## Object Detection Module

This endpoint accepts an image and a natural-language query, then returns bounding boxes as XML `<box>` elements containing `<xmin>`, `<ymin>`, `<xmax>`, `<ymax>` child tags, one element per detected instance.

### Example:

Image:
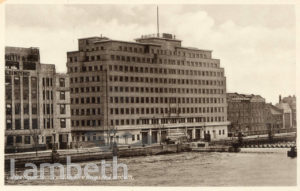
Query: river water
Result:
<box><xmin>5</xmin><ymin>148</ymin><xmax>296</xmax><ymax>186</ymax></box>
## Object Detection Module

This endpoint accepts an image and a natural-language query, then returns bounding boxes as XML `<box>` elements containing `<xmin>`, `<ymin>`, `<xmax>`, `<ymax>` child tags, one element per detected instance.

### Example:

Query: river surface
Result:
<box><xmin>5</xmin><ymin>148</ymin><xmax>296</xmax><ymax>186</ymax></box>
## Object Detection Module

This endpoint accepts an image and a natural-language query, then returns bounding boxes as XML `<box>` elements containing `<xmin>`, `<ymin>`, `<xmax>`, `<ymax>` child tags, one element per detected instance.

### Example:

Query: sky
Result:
<box><xmin>5</xmin><ymin>4</ymin><xmax>296</xmax><ymax>104</ymax></box>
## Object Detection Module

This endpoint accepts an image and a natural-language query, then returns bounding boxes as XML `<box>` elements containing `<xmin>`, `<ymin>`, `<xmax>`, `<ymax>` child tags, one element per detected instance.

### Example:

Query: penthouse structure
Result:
<box><xmin>67</xmin><ymin>33</ymin><xmax>229</xmax><ymax>146</ymax></box>
<box><xmin>5</xmin><ymin>47</ymin><xmax>71</xmax><ymax>152</ymax></box>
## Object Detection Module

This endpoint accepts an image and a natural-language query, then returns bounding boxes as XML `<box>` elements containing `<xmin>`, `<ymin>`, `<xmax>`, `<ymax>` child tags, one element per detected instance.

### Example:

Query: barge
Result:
<box><xmin>190</xmin><ymin>141</ymin><xmax>240</xmax><ymax>152</ymax></box>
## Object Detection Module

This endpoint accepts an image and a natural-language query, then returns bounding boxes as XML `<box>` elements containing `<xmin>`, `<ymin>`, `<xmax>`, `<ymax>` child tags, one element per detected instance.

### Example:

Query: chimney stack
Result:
<box><xmin>279</xmin><ymin>95</ymin><xmax>282</xmax><ymax>103</ymax></box>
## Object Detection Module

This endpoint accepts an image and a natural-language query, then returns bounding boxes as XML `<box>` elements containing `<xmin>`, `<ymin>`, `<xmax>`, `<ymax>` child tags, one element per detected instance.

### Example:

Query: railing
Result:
<box><xmin>140</xmin><ymin>33</ymin><xmax>176</xmax><ymax>40</ymax></box>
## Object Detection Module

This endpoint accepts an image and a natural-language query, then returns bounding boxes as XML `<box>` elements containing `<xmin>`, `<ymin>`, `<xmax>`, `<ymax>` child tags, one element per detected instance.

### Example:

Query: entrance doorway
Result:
<box><xmin>152</xmin><ymin>131</ymin><xmax>158</xmax><ymax>144</ymax></box>
<box><xmin>142</xmin><ymin>132</ymin><xmax>148</xmax><ymax>145</ymax></box>
<box><xmin>59</xmin><ymin>134</ymin><xmax>68</xmax><ymax>149</ymax></box>
<box><xmin>196</xmin><ymin>129</ymin><xmax>201</xmax><ymax>140</ymax></box>
<box><xmin>46</xmin><ymin>136</ymin><xmax>53</xmax><ymax>149</ymax></box>
<box><xmin>161</xmin><ymin>131</ymin><xmax>167</xmax><ymax>143</ymax></box>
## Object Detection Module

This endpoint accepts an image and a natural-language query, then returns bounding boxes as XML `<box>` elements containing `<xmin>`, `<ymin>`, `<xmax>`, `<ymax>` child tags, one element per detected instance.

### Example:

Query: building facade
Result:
<box><xmin>276</xmin><ymin>95</ymin><xmax>296</xmax><ymax>130</ymax></box>
<box><xmin>67</xmin><ymin>33</ymin><xmax>229</xmax><ymax>147</ymax></box>
<box><xmin>227</xmin><ymin>93</ymin><xmax>266</xmax><ymax>136</ymax></box>
<box><xmin>280</xmin><ymin>95</ymin><xmax>296</xmax><ymax>129</ymax></box>
<box><xmin>5</xmin><ymin>46</ymin><xmax>72</xmax><ymax>152</ymax></box>
<box><xmin>264</xmin><ymin>103</ymin><xmax>283</xmax><ymax>133</ymax></box>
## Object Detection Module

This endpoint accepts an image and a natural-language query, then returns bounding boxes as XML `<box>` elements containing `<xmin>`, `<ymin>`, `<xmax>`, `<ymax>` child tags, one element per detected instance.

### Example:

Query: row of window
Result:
<box><xmin>72</xmin><ymin>133</ymin><xmax>140</xmax><ymax>143</ymax></box>
<box><xmin>110</xmin><ymin>54</ymin><xmax>215</xmax><ymax>67</ymax></box>
<box><xmin>108</xmin><ymin>75</ymin><xmax>225</xmax><ymax>86</ymax></box>
<box><xmin>42</xmin><ymin>77</ymin><xmax>66</xmax><ymax>87</ymax></box>
<box><xmin>109</xmin><ymin>97</ymin><xmax>225</xmax><ymax>104</ymax></box>
<box><xmin>69</xmin><ymin>65</ymin><xmax>103</xmax><ymax>73</ymax></box>
<box><xmin>109</xmin><ymin>116</ymin><xmax>226</xmax><ymax>126</ymax></box>
<box><xmin>43</xmin><ymin>90</ymin><xmax>53</xmax><ymax>100</ymax></box>
<box><xmin>42</xmin><ymin>77</ymin><xmax>53</xmax><ymax>87</ymax></box>
<box><xmin>6</xmin><ymin>103</ymin><xmax>37</xmax><ymax>115</ymax></box>
<box><xmin>70</xmin><ymin>75</ymin><xmax>101</xmax><ymax>83</ymax></box>
<box><xmin>71</xmin><ymin>108</ymin><xmax>101</xmax><ymax>116</ymax></box>
<box><xmin>117</xmin><ymin>45</ymin><xmax>211</xmax><ymax>59</ymax></box>
<box><xmin>69</xmin><ymin>63</ymin><xmax>223</xmax><ymax>77</ymax></box>
<box><xmin>71</xmin><ymin>97</ymin><xmax>101</xmax><ymax>104</ymax></box>
<box><xmin>77</xmin><ymin>42</ymin><xmax>211</xmax><ymax>60</ymax></box>
<box><xmin>70</xmin><ymin>86</ymin><xmax>101</xmax><ymax>94</ymax></box>
<box><xmin>6</xmin><ymin>135</ymin><xmax>32</xmax><ymax>145</ymax></box>
<box><xmin>109</xmin><ymin>63</ymin><xmax>222</xmax><ymax>75</ymax></box>
<box><xmin>72</xmin><ymin>119</ymin><xmax>102</xmax><ymax>127</ymax></box>
<box><xmin>43</xmin><ymin>104</ymin><xmax>53</xmax><ymax>115</ymax></box>
<box><xmin>6</xmin><ymin>87</ymin><xmax>37</xmax><ymax>100</ymax></box>
<box><xmin>44</xmin><ymin>104</ymin><xmax>65</xmax><ymax>115</ymax></box>
<box><xmin>109</xmin><ymin>86</ymin><xmax>224</xmax><ymax>95</ymax></box>
<box><xmin>6</xmin><ymin>76</ymin><xmax>37</xmax><ymax>88</ymax></box>
<box><xmin>108</xmin><ymin>107</ymin><xmax>225</xmax><ymax>115</ymax></box>
<box><xmin>43</xmin><ymin>118</ymin><xmax>67</xmax><ymax>129</ymax></box>
<box><xmin>6</xmin><ymin>118</ymin><xmax>38</xmax><ymax>130</ymax></box>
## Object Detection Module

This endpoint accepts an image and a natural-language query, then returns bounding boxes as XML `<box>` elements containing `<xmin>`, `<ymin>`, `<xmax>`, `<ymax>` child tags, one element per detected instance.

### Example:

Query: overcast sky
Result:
<box><xmin>5</xmin><ymin>4</ymin><xmax>295</xmax><ymax>104</ymax></box>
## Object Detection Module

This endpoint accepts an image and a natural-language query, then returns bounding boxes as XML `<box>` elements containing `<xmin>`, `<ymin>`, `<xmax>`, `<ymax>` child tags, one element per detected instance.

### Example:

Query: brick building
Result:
<box><xmin>67</xmin><ymin>33</ymin><xmax>229</xmax><ymax>146</ymax></box>
<box><xmin>5</xmin><ymin>46</ymin><xmax>71</xmax><ymax>152</ymax></box>
<box><xmin>227</xmin><ymin>93</ymin><xmax>266</xmax><ymax>136</ymax></box>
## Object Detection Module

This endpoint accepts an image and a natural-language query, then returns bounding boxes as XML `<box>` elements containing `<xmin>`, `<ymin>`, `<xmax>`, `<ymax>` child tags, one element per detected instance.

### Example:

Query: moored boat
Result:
<box><xmin>189</xmin><ymin>141</ymin><xmax>240</xmax><ymax>152</ymax></box>
<box><xmin>287</xmin><ymin>146</ymin><xmax>297</xmax><ymax>158</ymax></box>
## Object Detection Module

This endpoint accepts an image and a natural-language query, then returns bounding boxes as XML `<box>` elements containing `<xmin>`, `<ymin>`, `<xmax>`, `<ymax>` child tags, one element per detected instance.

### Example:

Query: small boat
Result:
<box><xmin>189</xmin><ymin>141</ymin><xmax>240</xmax><ymax>152</ymax></box>
<box><xmin>287</xmin><ymin>146</ymin><xmax>297</xmax><ymax>158</ymax></box>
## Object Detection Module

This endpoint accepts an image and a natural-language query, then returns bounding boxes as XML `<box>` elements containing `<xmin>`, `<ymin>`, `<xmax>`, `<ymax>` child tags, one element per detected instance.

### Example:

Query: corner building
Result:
<box><xmin>67</xmin><ymin>33</ymin><xmax>229</xmax><ymax>147</ymax></box>
<box><xmin>5</xmin><ymin>47</ymin><xmax>72</xmax><ymax>152</ymax></box>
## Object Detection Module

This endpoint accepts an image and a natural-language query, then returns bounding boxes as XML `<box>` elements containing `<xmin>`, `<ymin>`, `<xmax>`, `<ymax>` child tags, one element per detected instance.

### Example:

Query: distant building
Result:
<box><xmin>67</xmin><ymin>33</ymin><xmax>229</xmax><ymax>146</ymax></box>
<box><xmin>227</xmin><ymin>93</ymin><xmax>266</xmax><ymax>136</ymax></box>
<box><xmin>5</xmin><ymin>46</ymin><xmax>72</xmax><ymax>152</ymax></box>
<box><xmin>281</xmin><ymin>95</ymin><xmax>296</xmax><ymax>129</ymax></box>
<box><xmin>276</xmin><ymin>95</ymin><xmax>296</xmax><ymax>130</ymax></box>
<box><xmin>264</xmin><ymin>103</ymin><xmax>283</xmax><ymax>133</ymax></box>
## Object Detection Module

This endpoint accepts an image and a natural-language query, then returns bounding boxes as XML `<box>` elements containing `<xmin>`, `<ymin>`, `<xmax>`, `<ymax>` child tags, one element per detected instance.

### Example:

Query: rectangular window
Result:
<box><xmin>60</xmin><ymin>91</ymin><xmax>65</xmax><ymax>100</ymax></box>
<box><xmin>6</xmin><ymin>104</ymin><xmax>12</xmax><ymax>115</ymax></box>
<box><xmin>23</xmin><ymin>103</ymin><xmax>29</xmax><ymax>115</ymax></box>
<box><xmin>6</xmin><ymin>119</ymin><xmax>12</xmax><ymax>130</ymax></box>
<box><xmin>24</xmin><ymin>118</ymin><xmax>29</xmax><ymax>129</ymax></box>
<box><xmin>16</xmin><ymin>136</ymin><xmax>22</xmax><ymax>144</ymax></box>
<box><xmin>15</xmin><ymin>119</ymin><xmax>21</xmax><ymax>130</ymax></box>
<box><xmin>15</xmin><ymin>103</ymin><xmax>21</xmax><ymax>115</ymax></box>
<box><xmin>32</xmin><ymin>118</ymin><xmax>38</xmax><ymax>129</ymax></box>
<box><xmin>32</xmin><ymin>104</ymin><xmax>37</xmax><ymax>114</ymax></box>
<box><xmin>60</xmin><ymin>104</ymin><xmax>66</xmax><ymax>114</ymax></box>
<box><xmin>60</xmin><ymin>118</ymin><xmax>66</xmax><ymax>128</ymax></box>
<box><xmin>7</xmin><ymin>136</ymin><xmax>14</xmax><ymax>145</ymax></box>
<box><xmin>25</xmin><ymin>136</ymin><xmax>31</xmax><ymax>144</ymax></box>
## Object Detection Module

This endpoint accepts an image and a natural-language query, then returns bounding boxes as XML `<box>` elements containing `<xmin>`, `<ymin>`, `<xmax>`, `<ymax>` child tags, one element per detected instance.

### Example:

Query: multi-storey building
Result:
<box><xmin>264</xmin><ymin>103</ymin><xmax>283</xmax><ymax>133</ymax></box>
<box><xmin>280</xmin><ymin>95</ymin><xmax>296</xmax><ymax>129</ymax></box>
<box><xmin>67</xmin><ymin>33</ymin><xmax>229</xmax><ymax>147</ymax></box>
<box><xmin>227</xmin><ymin>93</ymin><xmax>266</xmax><ymax>136</ymax></box>
<box><xmin>276</xmin><ymin>95</ymin><xmax>296</xmax><ymax>131</ymax></box>
<box><xmin>5</xmin><ymin>46</ymin><xmax>71</xmax><ymax>152</ymax></box>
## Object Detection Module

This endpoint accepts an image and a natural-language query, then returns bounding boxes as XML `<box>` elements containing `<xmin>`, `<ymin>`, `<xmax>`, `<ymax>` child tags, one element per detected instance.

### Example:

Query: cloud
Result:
<box><xmin>5</xmin><ymin>4</ymin><xmax>295</xmax><ymax>104</ymax></box>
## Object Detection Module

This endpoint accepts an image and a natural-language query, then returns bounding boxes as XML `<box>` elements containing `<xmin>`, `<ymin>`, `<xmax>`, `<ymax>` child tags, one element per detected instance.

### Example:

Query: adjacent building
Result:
<box><xmin>5</xmin><ymin>46</ymin><xmax>72</xmax><ymax>152</ymax></box>
<box><xmin>227</xmin><ymin>93</ymin><xmax>266</xmax><ymax>136</ymax></box>
<box><xmin>67</xmin><ymin>33</ymin><xmax>229</xmax><ymax>147</ymax></box>
<box><xmin>264</xmin><ymin>103</ymin><xmax>283</xmax><ymax>133</ymax></box>
<box><xmin>276</xmin><ymin>95</ymin><xmax>296</xmax><ymax>131</ymax></box>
